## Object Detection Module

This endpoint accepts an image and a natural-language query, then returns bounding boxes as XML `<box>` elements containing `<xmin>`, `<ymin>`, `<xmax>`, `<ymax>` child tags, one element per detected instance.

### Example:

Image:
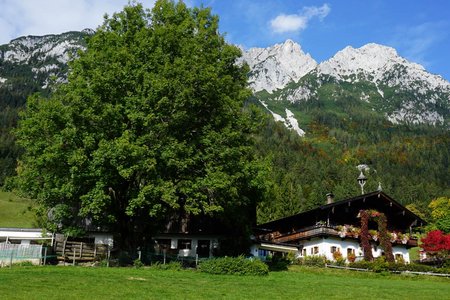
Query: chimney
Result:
<box><xmin>326</xmin><ymin>193</ymin><xmax>334</xmax><ymax>204</ymax></box>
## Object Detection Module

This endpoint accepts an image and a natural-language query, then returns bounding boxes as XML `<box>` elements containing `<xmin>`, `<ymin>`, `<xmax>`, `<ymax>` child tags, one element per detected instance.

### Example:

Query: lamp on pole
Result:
<box><xmin>357</xmin><ymin>171</ymin><xmax>367</xmax><ymax>195</ymax></box>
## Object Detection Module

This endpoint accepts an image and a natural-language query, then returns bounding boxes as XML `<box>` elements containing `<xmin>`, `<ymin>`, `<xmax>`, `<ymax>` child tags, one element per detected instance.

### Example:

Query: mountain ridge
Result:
<box><xmin>242</xmin><ymin>40</ymin><xmax>450</xmax><ymax>132</ymax></box>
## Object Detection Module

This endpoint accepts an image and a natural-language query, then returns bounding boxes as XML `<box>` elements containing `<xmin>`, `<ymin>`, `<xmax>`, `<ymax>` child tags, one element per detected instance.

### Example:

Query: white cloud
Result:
<box><xmin>303</xmin><ymin>4</ymin><xmax>330</xmax><ymax>21</ymax></box>
<box><xmin>270</xmin><ymin>14</ymin><xmax>307</xmax><ymax>33</ymax></box>
<box><xmin>270</xmin><ymin>4</ymin><xmax>330</xmax><ymax>34</ymax></box>
<box><xmin>0</xmin><ymin>0</ymin><xmax>156</xmax><ymax>45</ymax></box>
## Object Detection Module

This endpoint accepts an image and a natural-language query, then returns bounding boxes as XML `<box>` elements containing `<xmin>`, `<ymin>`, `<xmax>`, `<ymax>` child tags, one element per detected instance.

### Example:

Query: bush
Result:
<box><xmin>371</xmin><ymin>257</ymin><xmax>390</xmax><ymax>273</ymax></box>
<box><xmin>133</xmin><ymin>258</ymin><xmax>144</xmax><ymax>268</ymax></box>
<box><xmin>198</xmin><ymin>256</ymin><xmax>269</xmax><ymax>276</ymax></box>
<box><xmin>334</xmin><ymin>257</ymin><xmax>347</xmax><ymax>266</ymax></box>
<box><xmin>295</xmin><ymin>255</ymin><xmax>328</xmax><ymax>267</ymax></box>
<box><xmin>348</xmin><ymin>260</ymin><xmax>372</xmax><ymax>270</ymax></box>
<box><xmin>349</xmin><ymin>260</ymin><xmax>450</xmax><ymax>274</ymax></box>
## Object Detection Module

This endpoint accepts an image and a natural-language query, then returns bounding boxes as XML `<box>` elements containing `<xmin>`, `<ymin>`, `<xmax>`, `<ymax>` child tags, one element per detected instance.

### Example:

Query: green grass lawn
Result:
<box><xmin>0</xmin><ymin>265</ymin><xmax>448</xmax><ymax>299</ymax></box>
<box><xmin>0</xmin><ymin>190</ymin><xmax>36</xmax><ymax>228</ymax></box>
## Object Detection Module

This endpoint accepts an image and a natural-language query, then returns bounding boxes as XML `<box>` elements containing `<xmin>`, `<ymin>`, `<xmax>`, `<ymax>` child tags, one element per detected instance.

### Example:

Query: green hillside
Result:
<box><xmin>0</xmin><ymin>191</ymin><xmax>35</xmax><ymax>228</ymax></box>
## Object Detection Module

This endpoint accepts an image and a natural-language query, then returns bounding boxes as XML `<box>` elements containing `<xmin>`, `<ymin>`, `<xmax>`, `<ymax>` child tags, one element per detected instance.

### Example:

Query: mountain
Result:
<box><xmin>242</xmin><ymin>42</ymin><xmax>450</xmax><ymax>133</ymax></box>
<box><xmin>0</xmin><ymin>30</ymin><xmax>91</xmax><ymax>108</ymax></box>
<box><xmin>0</xmin><ymin>31</ymin><xmax>90</xmax><ymax>184</ymax></box>
<box><xmin>239</xmin><ymin>39</ymin><xmax>317</xmax><ymax>93</ymax></box>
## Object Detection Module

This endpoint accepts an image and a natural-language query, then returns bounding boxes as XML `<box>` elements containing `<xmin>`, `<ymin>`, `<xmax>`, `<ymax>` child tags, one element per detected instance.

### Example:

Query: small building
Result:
<box><xmin>0</xmin><ymin>227</ymin><xmax>53</xmax><ymax>245</ymax></box>
<box><xmin>0</xmin><ymin>228</ymin><xmax>53</xmax><ymax>266</ymax></box>
<box><xmin>251</xmin><ymin>191</ymin><xmax>425</xmax><ymax>263</ymax></box>
<box><xmin>152</xmin><ymin>233</ymin><xmax>220</xmax><ymax>258</ymax></box>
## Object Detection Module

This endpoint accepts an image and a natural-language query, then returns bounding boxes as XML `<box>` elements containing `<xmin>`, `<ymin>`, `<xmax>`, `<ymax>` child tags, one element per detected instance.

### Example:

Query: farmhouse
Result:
<box><xmin>251</xmin><ymin>191</ymin><xmax>425</xmax><ymax>263</ymax></box>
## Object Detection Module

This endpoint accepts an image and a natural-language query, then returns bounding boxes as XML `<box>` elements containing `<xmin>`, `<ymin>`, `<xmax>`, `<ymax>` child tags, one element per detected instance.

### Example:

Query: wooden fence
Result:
<box><xmin>54</xmin><ymin>239</ymin><xmax>109</xmax><ymax>263</ymax></box>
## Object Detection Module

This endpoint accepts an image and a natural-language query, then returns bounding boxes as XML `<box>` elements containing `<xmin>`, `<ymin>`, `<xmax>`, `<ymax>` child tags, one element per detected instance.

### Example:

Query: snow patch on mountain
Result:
<box><xmin>260</xmin><ymin>101</ymin><xmax>306</xmax><ymax>136</ymax></box>
<box><xmin>285</xmin><ymin>109</ymin><xmax>305</xmax><ymax>136</ymax></box>
<box><xmin>241</xmin><ymin>40</ymin><xmax>317</xmax><ymax>93</ymax></box>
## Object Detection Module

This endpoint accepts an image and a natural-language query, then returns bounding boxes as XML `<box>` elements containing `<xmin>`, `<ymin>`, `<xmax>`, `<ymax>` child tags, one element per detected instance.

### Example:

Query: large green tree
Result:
<box><xmin>14</xmin><ymin>1</ymin><xmax>264</xmax><ymax>250</ymax></box>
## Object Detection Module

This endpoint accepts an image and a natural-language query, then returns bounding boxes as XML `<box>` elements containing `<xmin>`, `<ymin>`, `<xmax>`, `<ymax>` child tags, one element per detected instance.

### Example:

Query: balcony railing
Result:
<box><xmin>258</xmin><ymin>225</ymin><xmax>418</xmax><ymax>247</ymax></box>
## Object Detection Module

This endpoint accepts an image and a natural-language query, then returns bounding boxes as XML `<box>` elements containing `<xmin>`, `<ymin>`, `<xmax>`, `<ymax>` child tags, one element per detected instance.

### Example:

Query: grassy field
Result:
<box><xmin>0</xmin><ymin>190</ymin><xmax>35</xmax><ymax>228</ymax></box>
<box><xmin>0</xmin><ymin>265</ymin><xmax>448</xmax><ymax>299</ymax></box>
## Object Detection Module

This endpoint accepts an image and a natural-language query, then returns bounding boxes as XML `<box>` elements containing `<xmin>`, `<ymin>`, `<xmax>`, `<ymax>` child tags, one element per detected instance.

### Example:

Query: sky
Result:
<box><xmin>0</xmin><ymin>0</ymin><xmax>449</xmax><ymax>80</ymax></box>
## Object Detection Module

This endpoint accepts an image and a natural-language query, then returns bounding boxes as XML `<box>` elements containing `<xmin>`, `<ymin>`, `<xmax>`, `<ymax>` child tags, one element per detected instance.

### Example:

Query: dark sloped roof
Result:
<box><xmin>256</xmin><ymin>191</ymin><xmax>426</xmax><ymax>232</ymax></box>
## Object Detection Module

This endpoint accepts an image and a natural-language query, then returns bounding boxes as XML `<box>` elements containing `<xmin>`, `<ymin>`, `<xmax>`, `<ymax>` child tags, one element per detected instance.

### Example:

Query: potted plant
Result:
<box><xmin>389</xmin><ymin>232</ymin><xmax>398</xmax><ymax>243</ymax></box>
<box><xmin>347</xmin><ymin>252</ymin><xmax>356</xmax><ymax>263</ymax></box>
<box><xmin>351</xmin><ymin>226</ymin><xmax>361</xmax><ymax>238</ymax></box>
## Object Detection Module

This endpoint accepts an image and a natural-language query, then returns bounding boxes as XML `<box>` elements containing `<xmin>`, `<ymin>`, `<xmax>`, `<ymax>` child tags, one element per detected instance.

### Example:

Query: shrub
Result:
<box><xmin>349</xmin><ymin>260</ymin><xmax>450</xmax><ymax>274</ymax></box>
<box><xmin>334</xmin><ymin>257</ymin><xmax>346</xmax><ymax>266</ymax></box>
<box><xmin>133</xmin><ymin>258</ymin><xmax>144</xmax><ymax>268</ymax></box>
<box><xmin>198</xmin><ymin>256</ymin><xmax>269</xmax><ymax>276</ymax></box>
<box><xmin>267</xmin><ymin>257</ymin><xmax>290</xmax><ymax>271</ymax></box>
<box><xmin>348</xmin><ymin>260</ymin><xmax>372</xmax><ymax>270</ymax></box>
<box><xmin>301</xmin><ymin>255</ymin><xmax>328</xmax><ymax>267</ymax></box>
<box><xmin>370</xmin><ymin>257</ymin><xmax>390</xmax><ymax>273</ymax></box>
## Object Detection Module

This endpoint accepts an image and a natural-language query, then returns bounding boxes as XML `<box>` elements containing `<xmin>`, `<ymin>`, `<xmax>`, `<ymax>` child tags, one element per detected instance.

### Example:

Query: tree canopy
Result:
<box><xmin>428</xmin><ymin>197</ymin><xmax>450</xmax><ymax>233</ymax></box>
<box><xmin>14</xmin><ymin>0</ymin><xmax>264</xmax><ymax>250</ymax></box>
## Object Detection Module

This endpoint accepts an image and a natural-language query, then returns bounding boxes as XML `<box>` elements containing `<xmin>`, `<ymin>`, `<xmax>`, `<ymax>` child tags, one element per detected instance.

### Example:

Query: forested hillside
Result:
<box><xmin>254</xmin><ymin>97</ymin><xmax>449</xmax><ymax>223</ymax></box>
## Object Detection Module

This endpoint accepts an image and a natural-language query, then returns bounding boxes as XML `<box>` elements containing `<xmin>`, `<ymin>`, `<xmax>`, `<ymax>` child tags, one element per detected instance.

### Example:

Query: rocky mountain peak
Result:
<box><xmin>317</xmin><ymin>43</ymin><xmax>450</xmax><ymax>94</ymax></box>
<box><xmin>240</xmin><ymin>40</ymin><xmax>317</xmax><ymax>93</ymax></box>
<box><xmin>318</xmin><ymin>43</ymin><xmax>418</xmax><ymax>82</ymax></box>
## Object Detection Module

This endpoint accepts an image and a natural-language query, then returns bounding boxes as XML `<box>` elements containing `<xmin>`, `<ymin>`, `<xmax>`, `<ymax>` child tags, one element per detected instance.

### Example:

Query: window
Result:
<box><xmin>258</xmin><ymin>249</ymin><xmax>268</xmax><ymax>257</ymax></box>
<box><xmin>313</xmin><ymin>246</ymin><xmax>319</xmax><ymax>255</ymax></box>
<box><xmin>331</xmin><ymin>246</ymin><xmax>338</xmax><ymax>253</ymax></box>
<box><xmin>155</xmin><ymin>239</ymin><xmax>171</xmax><ymax>251</ymax></box>
<box><xmin>178</xmin><ymin>239</ymin><xmax>192</xmax><ymax>250</ymax></box>
<box><xmin>347</xmin><ymin>248</ymin><xmax>355</xmax><ymax>255</ymax></box>
<box><xmin>302</xmin><ymin>249</ymin><xmax>307</xmax><ymax>257</ymax></box>
<box><xmin>395</xmin><ymin>254</ymin><xmax>403</xmax><ymax>261</ymax></box>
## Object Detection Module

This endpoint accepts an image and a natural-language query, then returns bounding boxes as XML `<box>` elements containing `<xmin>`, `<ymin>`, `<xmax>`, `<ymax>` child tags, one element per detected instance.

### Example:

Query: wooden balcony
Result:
<box><xmin>258</xmin><ymin>225</ymin><xmax>418</xmax><ymax>247</ymax></box>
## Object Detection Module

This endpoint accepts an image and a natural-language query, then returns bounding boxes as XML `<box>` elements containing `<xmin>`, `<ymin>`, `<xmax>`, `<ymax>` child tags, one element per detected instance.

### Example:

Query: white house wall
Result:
<box><xmin>300</xmin><ymin>238</ymin><xmax>410</xmax><ymax>263</ymax></box>
<box><xmin>392</xmin><ymin>245</ymin><xmax>410</xmax><ymax>263</ymax></box>
<box><xmin>253</xmin><ymin>237</ymin><xmax>411</xmax><ymax>263</ymax></box>
<box><xmin>299</xmin><ymin>238</ymin><xmax>362</xmax><ymax>261</ymax></box>
<box><xmin>153</xmin><ymin>235</ymin><xmax>219</xmax><ymax>258</ymax></box>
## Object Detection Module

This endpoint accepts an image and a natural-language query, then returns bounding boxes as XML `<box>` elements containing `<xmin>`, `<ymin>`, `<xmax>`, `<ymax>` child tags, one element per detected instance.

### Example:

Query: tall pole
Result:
<box><xmin>357</xmin><ymin>171</ymin><xmax>367</xmax><ymax>195</ymax></box>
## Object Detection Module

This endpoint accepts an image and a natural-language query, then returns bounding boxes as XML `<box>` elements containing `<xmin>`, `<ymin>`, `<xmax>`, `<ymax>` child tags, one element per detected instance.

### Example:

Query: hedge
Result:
<box><xmin>198</xmin><ymin>256</ymin><xmax>269</xmax><ymax>276</ymax></box>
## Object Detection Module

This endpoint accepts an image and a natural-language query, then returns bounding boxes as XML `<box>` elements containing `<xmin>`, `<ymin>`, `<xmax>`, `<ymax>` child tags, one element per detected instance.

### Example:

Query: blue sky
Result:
<box><xmin>1</xmin><ymin>0</ymin><xmax>449</xmax><ymax>80</ymax></box>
